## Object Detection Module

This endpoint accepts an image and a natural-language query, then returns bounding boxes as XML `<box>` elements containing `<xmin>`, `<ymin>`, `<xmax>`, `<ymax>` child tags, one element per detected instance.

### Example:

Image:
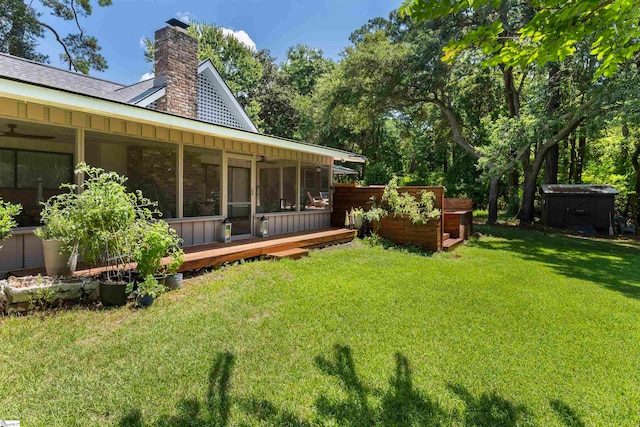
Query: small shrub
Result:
<box><xmin>0</xmin><ymin>198</ymin><xmax>21</xmax><ymax>246</ymax></box>
<box><xmin>363</xmin><ymin>177</ymin><xmax>441</xmax><ymax>228</ymax></box>
<box><xmin>134</xmin><ymin>220</ymin><xmax>184</xmax><ymax>277</ymax></box>
<box><xmin>136</xmin><ymin>275</ymin><xmax>165</xmax><ymax>299</ymax></box>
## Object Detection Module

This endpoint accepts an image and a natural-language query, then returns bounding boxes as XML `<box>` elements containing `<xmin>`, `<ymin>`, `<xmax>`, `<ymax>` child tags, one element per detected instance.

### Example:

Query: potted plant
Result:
<box><xmin>35</xmin><ymin>192</ymin><xmax>80</xmax><ymax>277</ymax></box>
<box><xmin>0</xmin><ymin>198</ymin><xmax>21</xmax><ymax>250</ymax></box>
<box><xmin>164</xmin><ymin>247</ymin><xmax>185</xmax><ymax>290</ymax></box>
<box><xmin>133</xmin><ymin>220</ymin><xmax>183</xmax><ymax>288</ymax></box>
<box><xmin>70</xmin><ymin>163</ymin><xmax>158</xmax><ymax>307</ymax></box>
<box><xmin>135</xmin><ymin>275</ymin><xmax>165</xmax><ymax>308</ymax></box>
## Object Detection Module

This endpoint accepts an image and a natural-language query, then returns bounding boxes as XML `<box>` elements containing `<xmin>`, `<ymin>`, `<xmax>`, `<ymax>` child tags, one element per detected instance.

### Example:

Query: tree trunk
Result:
<box><xmin>568</xmin><ymin>132</ymin><xmax>576</xmax><ymax>183</ymax></box>
<box><xmin>576</xmin><ymin>133</ymin><xmax>586</xmax><ymax>183</ymax></box>
<box><xmin>487</xmin><ymin>175</ymin><xmax>501</xmax><ymax>224</ymax></box>
<box><xmin>518</xmin><ymin>168</ymin><xmax>539</xmax><ymax>225</ymax></box>
<box><xmin>544</xmin><ymin>144</ymin><xmax>559</xmax><ymax>184</ymax></box>
<box><xmin>507</xmin><ymin>168</ymin><xmax>519</xmax><ymax>215</ymax></box>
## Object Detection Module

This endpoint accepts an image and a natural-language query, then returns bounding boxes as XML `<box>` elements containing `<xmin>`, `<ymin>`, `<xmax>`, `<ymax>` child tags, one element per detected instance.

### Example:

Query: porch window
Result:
<box><xmin>256</xmin><ymin>157</ymin><xmax>298</xmax><ymax>213</ymax></box>
<box><xmin>0</xmin><ymin>148</ymin><xmax>73</xmax><ymax>189</ymax></box>
<box><xmin>0</xmin><ymin>122</ymin><xmax>75</xmax><ymax>227</ymax></box>
<box><xmin>300</xmin><ymin>163</ymin><xmax>330</xmax><ymax>211</ymax></box>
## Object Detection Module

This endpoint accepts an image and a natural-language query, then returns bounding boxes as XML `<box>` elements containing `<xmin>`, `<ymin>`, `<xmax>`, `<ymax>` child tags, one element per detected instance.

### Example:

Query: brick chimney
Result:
<box><xmin>154</xmin><ymin>20</ymin><xmax>198</xmax><ymax>119</ymax></box>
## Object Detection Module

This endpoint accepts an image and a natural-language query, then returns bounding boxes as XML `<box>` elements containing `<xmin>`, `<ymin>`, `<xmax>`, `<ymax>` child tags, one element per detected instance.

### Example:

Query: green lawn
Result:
<box><xmin>2</xmin><ymin>225</ymin><xmax>640</xmax><ymax>426</ymax></box>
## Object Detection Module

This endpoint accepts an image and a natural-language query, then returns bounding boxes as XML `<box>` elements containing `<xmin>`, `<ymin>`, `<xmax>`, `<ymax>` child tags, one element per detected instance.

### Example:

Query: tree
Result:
<box><xmin>0</xmin><ymin>0</ymin><xmax>112</xmax><ymax>74</ymax></box>
<box><xmin>400</xmin><ymin>0</ymin><xmax>640</xmax><ymax>79</ymax></box>
<box><xmin>250</xmin><ymin>49</ymin><xmax>299</xmax><ymax>138</ymax></box>
<box><xmin>400</xmin><ymin>0</ymin><xmax>640</xmax><ymax>224</ymax></box>
<box><xmin>281</xmin><ymin>45</ymin><xmax>334</xmax><ymax>96</ymax></box>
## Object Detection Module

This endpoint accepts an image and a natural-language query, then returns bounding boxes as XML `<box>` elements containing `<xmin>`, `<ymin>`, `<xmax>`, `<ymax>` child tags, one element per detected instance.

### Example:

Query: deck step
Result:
<box><xmin>443</xmin><ymin>237</ymin><xmax>464</xmax><ymax>251</ymax></box>
<box><xmin>265</xmin><ymin>248</ymin><xmax>310</xmax><ymax>260</ymax></box>
<box><xmin>443</xmin><ymin>232</ymin><xmax>450</xmax><ymax>240</ymax></box>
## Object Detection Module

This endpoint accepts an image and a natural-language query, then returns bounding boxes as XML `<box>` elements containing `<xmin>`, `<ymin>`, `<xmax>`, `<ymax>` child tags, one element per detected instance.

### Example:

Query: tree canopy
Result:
<box><xmin>0</xmin><ymin>0</ymin><xmax>112</xmax><ymax>74</ymax></box>
<box><xmin>400</xmin><ymin>0</ymin><xmax>640</xmax><ymax>78</ymax></box>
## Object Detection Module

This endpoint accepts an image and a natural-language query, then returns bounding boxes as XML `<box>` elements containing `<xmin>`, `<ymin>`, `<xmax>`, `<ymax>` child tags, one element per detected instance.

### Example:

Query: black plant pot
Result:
<box><xmin>136</xmin><ymin>293</ymin><xmax>155</xmax><ymax>308</ymax></box>
<box><xmin>100</xmin><ymin>282</ymin><xmax>128</xmax><ymax>307</ymax></box>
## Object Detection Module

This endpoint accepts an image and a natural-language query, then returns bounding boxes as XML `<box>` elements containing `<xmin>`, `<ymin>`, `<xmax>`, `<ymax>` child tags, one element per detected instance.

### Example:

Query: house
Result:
<box><xmin>0</xmin><ymin>20</ymin><xmax>365</xmax><ymax>276</ymax></box>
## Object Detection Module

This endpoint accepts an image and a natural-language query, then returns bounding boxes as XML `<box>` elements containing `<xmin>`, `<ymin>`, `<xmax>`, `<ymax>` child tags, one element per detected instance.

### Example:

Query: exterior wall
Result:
<box><xmin>0</xmin><ymin>229</ymin><xmax>44</xmax><ymax>278</ymax></box>
<box><xmin>254</xmin><ymin>212</ymin><xmax>331</xmax><ymax>236</ymax></box>
<box><xmin>154</xmin><ymin>25</ymin><xmax>198</xmax><ymax>119</ymax></box>
<box><xmin>168</xmin><ymin>217</ymin><xmax>223</xmax><ymax>247</ymax></box>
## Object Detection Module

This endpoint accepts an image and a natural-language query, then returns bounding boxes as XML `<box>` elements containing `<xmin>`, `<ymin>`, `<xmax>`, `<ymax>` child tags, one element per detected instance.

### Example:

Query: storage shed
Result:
<box><xmin>541</xmin><ymin>184</ymin><xmax>619</xmax><ymax>229</ymax></box>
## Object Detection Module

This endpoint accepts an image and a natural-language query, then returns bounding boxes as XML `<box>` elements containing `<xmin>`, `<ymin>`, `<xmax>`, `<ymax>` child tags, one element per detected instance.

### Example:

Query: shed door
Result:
<box><xmin>567</xmin><ymin>196</ymin><xmax>595</xmax><ymax>226</ymax></box>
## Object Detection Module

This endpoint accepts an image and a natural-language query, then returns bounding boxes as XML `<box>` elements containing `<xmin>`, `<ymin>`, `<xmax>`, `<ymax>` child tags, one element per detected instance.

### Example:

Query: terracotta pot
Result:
<box><xmin>42</xmin><ymin>239</ymin><xmax>77</xmax><ymax>277</ymax></box>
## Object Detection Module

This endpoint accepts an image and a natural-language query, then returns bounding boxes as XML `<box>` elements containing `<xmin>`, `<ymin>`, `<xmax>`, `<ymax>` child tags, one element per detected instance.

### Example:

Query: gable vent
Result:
<box><xmin>197</xmin><ymin>73</ymin><xmax>245</xmax><ymax>129</ymax></box>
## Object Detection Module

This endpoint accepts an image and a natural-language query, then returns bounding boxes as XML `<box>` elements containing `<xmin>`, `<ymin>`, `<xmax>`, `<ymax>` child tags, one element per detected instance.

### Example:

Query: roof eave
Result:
<box><xmin>0</xmin><ymin>77</ymin><xmax>365</xmax><ymax>163</ymax></box>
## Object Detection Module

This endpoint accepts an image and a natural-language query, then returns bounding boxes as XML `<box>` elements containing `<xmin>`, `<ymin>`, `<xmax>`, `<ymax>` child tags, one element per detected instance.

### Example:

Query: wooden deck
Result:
<box><xmin>8</xmin><ymin>228</ymin><xmax>356</xmax><ymax>277</ymax></box>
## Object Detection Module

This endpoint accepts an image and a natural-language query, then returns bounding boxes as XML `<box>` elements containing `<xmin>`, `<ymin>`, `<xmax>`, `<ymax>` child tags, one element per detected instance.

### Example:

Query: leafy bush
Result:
<box><xmin>0</xmin><ymin>198</ymin><xmax>21</xmax><ymax>245</ymax></box>
<box><xmin>366</xmin><ymin>176</ymin><xmax>441</xmax><ymax>226</ymax></box>
<box><xmin>134</xmin><ymin>220</ymin><xmax>184</xmax><ymax>277</ymax></box>
<box><xmin>35</xmin><ymin>188</ymin><xmax>79</xmax><ymax>247</ymax></box>
<box><xmin>136</xmin><ymin>275</ymin><xmax>165</xmax><ymax>299</ymax></box>
<box><xmin>70</xmin><ymin>163</ymin><xmax>159</xmax><ymax>282</ymax></box>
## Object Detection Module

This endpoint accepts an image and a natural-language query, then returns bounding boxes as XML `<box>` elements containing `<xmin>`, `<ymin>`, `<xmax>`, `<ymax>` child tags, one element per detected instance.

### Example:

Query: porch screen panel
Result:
<box><xmin>85</xmin><ymin>132</ymin><xmax>178</xmax><ymax>219</ymax></box>
<box><xmin>256</xmin><ymin>158</ymin><xmax>298</xmax><ymax>213</ymax></box>
<box><xmin>0</xmin><ymin>149</ymin><xmax>15</xmax><ymax>188</ymax></box>
<box><xmin>300</xmin><ymin>163</ymin><xmax>330</xmax><ymax>211</ymax></box>
<box><xmin>184</xmin><ymin>146</ymin><xmax>222</xmax><ymax>217</ymax></box>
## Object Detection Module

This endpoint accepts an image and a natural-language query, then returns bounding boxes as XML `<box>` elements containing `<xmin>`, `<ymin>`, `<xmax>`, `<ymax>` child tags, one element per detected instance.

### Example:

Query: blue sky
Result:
<box><xmin>35</xmin><ymin>0</ymin><xmax>402</xmax><ymax>85</ymax></box>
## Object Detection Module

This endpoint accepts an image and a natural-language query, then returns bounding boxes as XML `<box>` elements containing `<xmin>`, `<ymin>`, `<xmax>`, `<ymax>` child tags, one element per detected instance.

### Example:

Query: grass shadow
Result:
<box><xmin>243</xmin><ymin>344</ymin><xmax>532</xmax><ymax>426</ymax></box>
<box><xmin>550</xmin><ymin>399</ymin><xmax>586</xmax><ymax>427</ymax></box>
<box><xmin>447</xmin><ymin>383</ymin><xmax>535</xmax><ymax>426</ymax></box>
<box><xmin>472</xmin><ymin>224</ymin><xmax>640</xmax><ymax>300</ymax></box>
<box><xmin>120</xmin><ymin>344</ymin><xmax>537</xmax><ymax>426</ymax></box>
<box><xmin>119</xmin><ymin>351</ymin><xmax>235</xmax><ymax>427</ymax></box>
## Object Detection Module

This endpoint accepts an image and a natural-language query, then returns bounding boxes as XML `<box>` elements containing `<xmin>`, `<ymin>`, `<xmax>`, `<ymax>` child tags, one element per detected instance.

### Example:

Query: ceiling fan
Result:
<box><xmin>0</xmin><ymin>124</ymin><xmax>55</xmax><ymax>140</ymax></box>
<box><xmin>257</xmin><ymin>155</ymin><xmax>277</xmax><ymax>164</ymax></box>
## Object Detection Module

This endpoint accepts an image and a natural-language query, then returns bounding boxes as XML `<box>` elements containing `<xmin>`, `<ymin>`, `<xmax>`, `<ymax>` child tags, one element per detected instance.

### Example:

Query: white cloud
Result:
<box><xmin>221</xmin><ymin>27</ymin><xmax>257</xmax><ymax>51</ymax></box>
<box><xmin>139</xmin><ymin>72</ymin><xmax>154</xmax><ymax>82</ymax></box>
<box><xmin>175</xmin><ymin>11</ymin><xmax>196</xmax><ymax>24</ymax></box>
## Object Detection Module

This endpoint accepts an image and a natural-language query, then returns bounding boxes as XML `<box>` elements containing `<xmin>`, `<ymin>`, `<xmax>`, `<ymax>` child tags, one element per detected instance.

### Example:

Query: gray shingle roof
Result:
<box><xmin>0</xmin><ymin>53</ymin><xmax>161</xmax><ymax>104</ymax></box>
<box><xmin>0</xmin><ymin>53</ymin><xmax>124</xmax><ymax>97</ymax></box>
<box><xmin>105</xmin><ymin>78</ymin><xmax>163</xmax><ymax>103</ymax></box>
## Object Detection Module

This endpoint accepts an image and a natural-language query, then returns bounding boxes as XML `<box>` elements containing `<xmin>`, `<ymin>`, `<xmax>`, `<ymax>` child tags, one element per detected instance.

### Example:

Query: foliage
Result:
<box><xmin>68</xmin><ymin>163</ymin><xmax>158</xmax><ymax>282</ymax></box>
<box><xmin>0</xmin><ymin>0</ymin><xmax>112</xmax><ymax>73</ymax></box>
<box><xmin>363</xmin><ymin>177</ymin><xmax>440</xmax><ymax>227</ymax></box>
<box><xmin>381</xmin><ymin>176</ymin><xmax>440</xmax><ymax>225</ymax></box>
<box><xmin>35</xmin><ymin>189</ymin><xmax>80</xmax><ymax>246</ymax></box>
<box><xmin>0</xmin><ymin>198</ymin><xmax>21</xmax><ymax>245</ymax></box>
<box><xmin>281</xmin><ymin>45</ymin><xmax>334</xmax><ymax>96</ymax></box>
<box><xmin>134</xmin><ymin>220</ymin><xmax>184</xmax><ymax>277</ymax></box>
<box><xmin>400</xmin><ymin>0</ymin><xmax>640</xmax><ymax>79</ymax></box>
<box><xmin>363</xmin><ymin>205</ymin><xmax>388</xmax><ymax>225</ymax></box>
<box><xmin>136</xmin><ymin>275</ymin><xmax>165</xmax><ymax>299</ymax></box>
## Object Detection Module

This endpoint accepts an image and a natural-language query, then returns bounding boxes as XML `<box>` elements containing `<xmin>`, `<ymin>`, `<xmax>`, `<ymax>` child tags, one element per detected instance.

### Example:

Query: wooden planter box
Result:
<box><xmin>376</xmin><ymin>215</ymin><xmax>442</xmax><ymax>252</ymax></box>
